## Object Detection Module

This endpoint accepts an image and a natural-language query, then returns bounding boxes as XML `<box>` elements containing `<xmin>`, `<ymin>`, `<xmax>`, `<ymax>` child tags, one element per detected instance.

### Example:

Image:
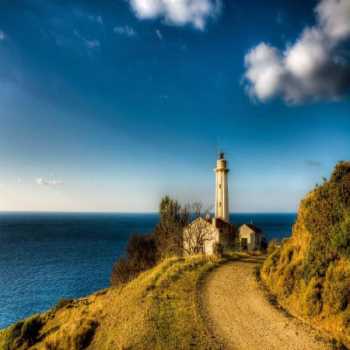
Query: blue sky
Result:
<box><xmin>0</xmin><ymin>0</ymin><xmax>349</xmax><ymax>212</ymax></box>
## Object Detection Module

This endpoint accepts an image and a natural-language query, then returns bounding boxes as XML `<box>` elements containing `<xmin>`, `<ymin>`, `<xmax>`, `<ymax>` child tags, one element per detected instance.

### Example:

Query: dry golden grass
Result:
<box><xmin>261</xmin><ymin>177</ymin><xmax>350</xmax><ymax>348</ymax></box>
<box><xmin>0</xmin><ymin>255</ymin><xmax>233</xmax><ymax>350</ymax></box>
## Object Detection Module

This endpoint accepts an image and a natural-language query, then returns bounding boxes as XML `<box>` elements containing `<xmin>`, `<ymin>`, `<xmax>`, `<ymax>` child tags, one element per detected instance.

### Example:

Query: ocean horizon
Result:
<box><xmin>0</xmin><ymin>212</ymin><xmax>296</xmax><ymax>328</ymax></box>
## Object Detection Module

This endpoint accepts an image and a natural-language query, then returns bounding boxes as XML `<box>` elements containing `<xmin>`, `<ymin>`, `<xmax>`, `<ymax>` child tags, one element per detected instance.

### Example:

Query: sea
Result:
<box><xmin>0</xmin><ymin>212</ymin><xmax>296</xmax><ymax>329</ymax></box>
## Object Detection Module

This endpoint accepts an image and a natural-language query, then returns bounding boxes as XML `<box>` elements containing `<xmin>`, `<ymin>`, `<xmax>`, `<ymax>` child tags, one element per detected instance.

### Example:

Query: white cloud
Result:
<box><xmin>244</xmin><ymin>43</ymin><xmax>284</xmax><ymax>101</ymax></box>
<box><xmin>243</xmin><ymin>0</ymin><xmax>350</xmax><ymax>104</ymax></box>
<box><xmin>128</xmin><ymin>0</ymin><xmax>221</xmax><ymax>30</ymax></box>
<box><xmin>36</xmin><ymin>178</ymin><xmax>63</xmax><ymax>186</ymax></box>
<box><xmin>316</xmin><ymin>0</ymin><xmax>350</xmax><ymax>41</ymax></box>
<box><xmin>284</xmin><ymin>28</ymin><xmax>329</xmax><ymax>78</ymax></box>
<box><xmin>155</xmin><ymin>29</ymin><xmax>163</xmax><ymax>40</ymax></box>
<box><xmin>114</xmin><ymin>25</ymin><xmax>137</xmax><ymax>37</ymax></box>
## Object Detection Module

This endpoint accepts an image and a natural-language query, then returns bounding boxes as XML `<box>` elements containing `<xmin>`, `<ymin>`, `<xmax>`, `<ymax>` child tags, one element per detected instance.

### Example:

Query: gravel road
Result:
<box><xmin>202</xmin><ymin>257</ymin><xmax>331</xmax><ymax>350</ymax></box>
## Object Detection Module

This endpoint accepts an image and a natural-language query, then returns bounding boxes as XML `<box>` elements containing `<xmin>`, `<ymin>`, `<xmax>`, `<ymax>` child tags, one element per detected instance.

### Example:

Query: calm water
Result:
<box><xmin>0</xmin><ymin>212</ymin><xmax>295</xmax><ymax>328</ymax></box>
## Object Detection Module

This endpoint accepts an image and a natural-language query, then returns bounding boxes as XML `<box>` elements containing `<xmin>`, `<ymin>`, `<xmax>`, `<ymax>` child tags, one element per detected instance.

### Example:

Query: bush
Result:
<box><xmin>111</xmin><ymin>234</ymin><xmax>157</xmax><ymax>286</ymax></box>
<box><xmin>111</xmin><ymin>257</ymin><xmax>133</xmax><ymax>286</ymax></box>
<box><xmin>154</xmin><ymin>196</ymin><xmax>190</xmax><ymax>259</ymax></box>
<box><xmin>111</xmin><ymin>196</ymin><xmax>190</xmax><ymax>286</ymax></box>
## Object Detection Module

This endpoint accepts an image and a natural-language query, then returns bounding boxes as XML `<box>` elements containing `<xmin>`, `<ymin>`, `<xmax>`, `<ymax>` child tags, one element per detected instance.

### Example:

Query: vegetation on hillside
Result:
<box><xmin>0</xmin><ymin>255</ymin><xmax>233</xmax><ymax>350</ymax></box>
<box><xmin>111</xmin><ymin>196</ymin><xmax>210</xmax><ymax>286</ymax></box>
<box><xmin>261</xmin><ymin>161</ymin><xmax>350</xmax><ymax>347</ymax></box>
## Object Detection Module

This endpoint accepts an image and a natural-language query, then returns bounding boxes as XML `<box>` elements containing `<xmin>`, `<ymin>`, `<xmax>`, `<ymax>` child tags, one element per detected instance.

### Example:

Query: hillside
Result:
<box><xmin>0</xmin><ymin>255</ymin><xmax>227</xmax><ymax>350</ymax></box>
<box><xmin>261</xmin><ymin>161</ymin><xmax>350</xmax><ymax>347</ymax></box>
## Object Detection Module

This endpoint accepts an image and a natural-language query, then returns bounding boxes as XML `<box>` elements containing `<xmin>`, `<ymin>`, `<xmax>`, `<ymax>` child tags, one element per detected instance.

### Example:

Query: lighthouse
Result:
<box><xmin>183</xmin><ymin>152</ymin><xmax>237</xmax><ymax>255</ymax></box>
<box><xmin>215</xmin><ymin>152</ymin><xmax>229</xmax><ymax>222</ymax></box>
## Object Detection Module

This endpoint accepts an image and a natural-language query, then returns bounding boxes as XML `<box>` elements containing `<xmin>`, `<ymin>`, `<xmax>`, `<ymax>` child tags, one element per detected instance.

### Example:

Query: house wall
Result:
<box><xmin>238</xmin><ymin>225</ymin><xmax>260</xmax><ymax>251</ymax></box>
<box><xmin>183</xmin><ymin>218</ymin><xmax>220</xmax><ymax>255</ymax></box>
<box><xmin>203</xmin><ymin>226</ymin><xmax>219</xmax><ymax>255</ymax></box>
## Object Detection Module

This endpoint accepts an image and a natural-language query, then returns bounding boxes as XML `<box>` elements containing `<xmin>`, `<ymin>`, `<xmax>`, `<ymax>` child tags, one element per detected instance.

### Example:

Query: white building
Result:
<box><xmin>238</xmin><ymin>224</ymin><xmax>263</xmax><ymax>251</ymax></box>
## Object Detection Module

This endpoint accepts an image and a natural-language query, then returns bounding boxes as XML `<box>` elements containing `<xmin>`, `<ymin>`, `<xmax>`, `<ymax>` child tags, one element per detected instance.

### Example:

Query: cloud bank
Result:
<box><xmin>244</xmin><ymin>0</ymin><xmax>350</xmax><ymax>104</ymax></box>
<box><xmin>128</xmin><ymin>0</ymin><xmax>221</xmax><ymax>30</ymax></box>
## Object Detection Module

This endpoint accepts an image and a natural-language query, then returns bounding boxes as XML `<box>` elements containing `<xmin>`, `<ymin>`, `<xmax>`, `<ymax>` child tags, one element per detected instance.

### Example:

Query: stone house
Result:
<box><xmin>238</xmin><ymin>224</ymin><xmax>263</xmax><ymax>251</ymax></box>
<box><xmin>183</xmin><ymin>216</ymin><xmax>236</xmax><ymax>255</ymax></box>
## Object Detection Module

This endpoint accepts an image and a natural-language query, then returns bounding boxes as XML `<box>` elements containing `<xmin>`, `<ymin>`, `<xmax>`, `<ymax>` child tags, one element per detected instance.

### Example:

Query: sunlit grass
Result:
<box><xmin>0</xmin><ymin>254</ymin><xmax>238</xmax><ymax>349</ymax></box>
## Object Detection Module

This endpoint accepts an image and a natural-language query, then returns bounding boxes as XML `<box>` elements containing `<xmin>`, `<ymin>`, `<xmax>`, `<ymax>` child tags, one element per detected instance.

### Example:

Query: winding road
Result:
<box><xmin>202</xmin><ymin>257</ymin><xmax>331</xmax><ymax>350</ymax></box>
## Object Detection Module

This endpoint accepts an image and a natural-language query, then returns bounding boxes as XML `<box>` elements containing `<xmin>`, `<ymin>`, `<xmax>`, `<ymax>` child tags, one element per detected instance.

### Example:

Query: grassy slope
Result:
<box><xmin>0</xmin><ymin>255</ymin><xmax>232</xmax><ymax>350</ymax></box>
<box><xmin>261</xmin><ymin>164</ymin><xmax>350</xmax><ymax>348</ymax></box>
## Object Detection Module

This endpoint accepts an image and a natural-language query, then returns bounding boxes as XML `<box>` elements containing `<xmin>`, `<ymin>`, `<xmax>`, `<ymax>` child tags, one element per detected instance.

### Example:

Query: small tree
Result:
<box><xmin>154</xmin><ymin>196</ymin><xmax>190</xmax><ymax>258</ymax></box>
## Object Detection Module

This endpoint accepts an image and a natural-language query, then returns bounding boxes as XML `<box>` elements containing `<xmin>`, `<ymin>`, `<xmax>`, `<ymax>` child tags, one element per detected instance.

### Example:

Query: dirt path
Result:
<box><xmin>202</xmin><ymin>257</ymin><xmax>331</xmax><ymax>350</ymax></box>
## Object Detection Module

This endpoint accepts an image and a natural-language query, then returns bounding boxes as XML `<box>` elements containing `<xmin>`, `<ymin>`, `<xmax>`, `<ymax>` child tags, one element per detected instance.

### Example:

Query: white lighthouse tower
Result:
<box><xmin>215</xmin><ymin>152</ymin><xmax>229</xmax><ymax>222</ymax></box>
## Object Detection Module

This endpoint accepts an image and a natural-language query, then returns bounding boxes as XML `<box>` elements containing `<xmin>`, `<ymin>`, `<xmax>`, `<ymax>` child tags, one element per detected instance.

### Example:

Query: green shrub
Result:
<box><xmin>154</xmin><ymin>196</ymin><xmax>190</xmax><ymax>258</ymax></box>
<box><xmin>111</xmin><ymin>196</ymin><xmax>190</xmax><ymax>286</ymax></box>
<box><xmin>110</xmin><ymin>257</ymin><xmax>134</xmax><ymax>285</ymax></box>
<box><xmin>111</xmin><ymin>234</ymin><xmax>157</xmax><ymax>286</ymax></box>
